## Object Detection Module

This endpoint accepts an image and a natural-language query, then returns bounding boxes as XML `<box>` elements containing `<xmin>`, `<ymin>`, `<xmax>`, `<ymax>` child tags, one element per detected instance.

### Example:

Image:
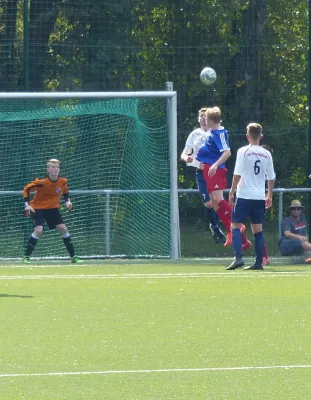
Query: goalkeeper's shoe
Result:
<box><xmin>71</xmin><ymin>255</ymin><xmax>82</xmax><ymax>264</ymax></box>
<box><xmin>23</xmin><ymin>256</ymin><xmax>31</xmax><ymax>264</ymax></box>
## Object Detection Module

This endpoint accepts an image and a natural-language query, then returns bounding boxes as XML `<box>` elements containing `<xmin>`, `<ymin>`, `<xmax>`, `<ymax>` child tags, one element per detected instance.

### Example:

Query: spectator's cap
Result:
<box><xmin>289</xmin><ymin>200</ymin><xmax>303</xmax><ymax>209</ymax></box>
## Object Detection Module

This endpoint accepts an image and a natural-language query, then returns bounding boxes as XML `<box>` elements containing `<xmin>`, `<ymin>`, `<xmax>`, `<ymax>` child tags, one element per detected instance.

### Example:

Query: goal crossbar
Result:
<box><xmin>0</xmin><ymin>91</ymin><xmax>177</xmax><ymax>99</ymax></box>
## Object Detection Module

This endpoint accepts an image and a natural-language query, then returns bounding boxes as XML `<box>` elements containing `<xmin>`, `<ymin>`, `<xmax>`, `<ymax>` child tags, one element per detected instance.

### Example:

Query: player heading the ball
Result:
<box><xmin>196</xmin><ymin>107</ymin><xmax>251</xmax><ymax>249</ymax></box>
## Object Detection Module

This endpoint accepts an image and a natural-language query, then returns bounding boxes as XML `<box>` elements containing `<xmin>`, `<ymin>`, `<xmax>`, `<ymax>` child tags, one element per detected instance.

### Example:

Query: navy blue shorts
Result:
<box><xmin>232</xmin><ymin>198</ymin><xmax>265</xmax><ymax>224</ymax></box>
<box><xmin>196</xmin><ymin>169</ymin><xmax>211</xmax><ymax>203</ymax></box>
<box><xmin>278</xmin><ymin>239</ymin><xmax>303</xmax><ymax>256</ymax></box>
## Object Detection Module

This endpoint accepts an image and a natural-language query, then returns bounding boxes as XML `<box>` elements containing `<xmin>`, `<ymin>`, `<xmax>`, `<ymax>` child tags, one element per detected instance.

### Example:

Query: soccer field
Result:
<box><xmin>1</xmin><ymin>259</ymin><xmax>311</xmax><ymax>399</ymax></box>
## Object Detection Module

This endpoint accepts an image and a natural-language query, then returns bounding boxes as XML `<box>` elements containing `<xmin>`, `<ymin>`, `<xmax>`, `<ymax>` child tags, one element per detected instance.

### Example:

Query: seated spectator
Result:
<box><xmin>278</xmin><ymin>200</ymin><xmax>311</xmax><ymax>263</ymax></box>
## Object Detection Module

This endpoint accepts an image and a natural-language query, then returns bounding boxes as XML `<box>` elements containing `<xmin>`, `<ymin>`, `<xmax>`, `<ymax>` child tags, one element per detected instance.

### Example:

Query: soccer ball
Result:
<box><xmin>200</xmin><ymin>67</ymin><xmax>217</xmax><ymax>85</ymax></box>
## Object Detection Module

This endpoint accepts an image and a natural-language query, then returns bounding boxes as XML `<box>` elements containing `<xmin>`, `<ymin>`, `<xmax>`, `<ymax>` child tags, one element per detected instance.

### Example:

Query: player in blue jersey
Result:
<box><xmin>181</xmin><ymin>107</ymin><xmax>226</xmax><ymax>244</ymax></box>
<box><xmin>196</xmin><ymin>107</ymin><xmax>250</xmax><ymax>248</ymax></box>
<box><xmin>226</xmin><ymin>123</ymin><xmax>275</xmax><ymax>270</ymax></box>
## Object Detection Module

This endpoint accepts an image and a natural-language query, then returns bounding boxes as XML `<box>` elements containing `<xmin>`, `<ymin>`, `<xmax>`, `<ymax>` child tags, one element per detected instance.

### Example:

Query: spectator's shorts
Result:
<box><xmin>195</xmin><ymin>169</ymin><xmax>211</xmax><ymax>203</ymax></box>
<box><xmin>278</xmin><ymin>238</ymin><xmax>303</xmax><ymax>256</ymax></box>
<box><xmin>232</xmin><ymin>198</ymin><xmax>266</xmax><ymax>224</ymax></box>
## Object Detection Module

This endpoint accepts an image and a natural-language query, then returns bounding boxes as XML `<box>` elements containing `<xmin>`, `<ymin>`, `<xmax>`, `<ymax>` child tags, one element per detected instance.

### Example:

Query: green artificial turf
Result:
<box><xmin>0</xmin><ymin>260</ymin><xmax>310</xmax><ymax>399</ymax></box>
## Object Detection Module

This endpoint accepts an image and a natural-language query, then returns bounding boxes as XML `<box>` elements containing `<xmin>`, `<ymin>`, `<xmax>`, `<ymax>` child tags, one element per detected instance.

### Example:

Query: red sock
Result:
<box><xmin>264</xmin><ymin>242</ymin><xmax>269</xmax><ymax>258</ymax></box>
<box><xmin>242</xmin><ymin>233</ymin><xmax>248</xmax><ymax>244</ymax></box>
<box><xmin>216</xmin><ymin>200</ymin><xmax>232</xmax><ymax>233</ymax></box>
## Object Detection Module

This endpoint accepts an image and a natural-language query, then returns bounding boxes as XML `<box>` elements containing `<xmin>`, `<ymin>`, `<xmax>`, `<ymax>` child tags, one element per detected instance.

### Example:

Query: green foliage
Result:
<box><xmin>0</xmin><ymin>0</ymin><xmax>309</xmax><ymax>222</ymax></box>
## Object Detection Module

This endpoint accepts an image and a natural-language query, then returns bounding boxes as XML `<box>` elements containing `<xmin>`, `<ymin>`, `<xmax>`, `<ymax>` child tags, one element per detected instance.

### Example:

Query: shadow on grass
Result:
<box><xmin>0</xmin><ymin>294</ymin><xmax>33</xmax><ymax>298</ymax></box>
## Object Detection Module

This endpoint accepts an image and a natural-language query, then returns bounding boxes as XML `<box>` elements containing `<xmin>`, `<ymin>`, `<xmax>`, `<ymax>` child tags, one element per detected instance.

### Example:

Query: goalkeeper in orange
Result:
<box><xmin>22</xmin><ymin>158</ymin><xmax>82</xmax><ymax>264</ymax></box>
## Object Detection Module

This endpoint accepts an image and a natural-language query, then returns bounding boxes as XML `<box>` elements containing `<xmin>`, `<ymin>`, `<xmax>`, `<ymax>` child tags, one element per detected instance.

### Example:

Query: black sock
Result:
<box><xmin>63</xmin><ymin>236</ymin><xmax>75</xmax><ymax>257</ymax></box>
<box><xmin>25</xmin><ymin>236</ymin><xmax>38</xmax><ymax>256</ymax></box>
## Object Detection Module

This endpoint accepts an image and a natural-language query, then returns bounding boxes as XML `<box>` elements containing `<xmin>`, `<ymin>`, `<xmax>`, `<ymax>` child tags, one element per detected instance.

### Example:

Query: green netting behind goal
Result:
<box><xmin>0</xmin><ymin>97</ymin><xmax>171</xmax><ymax>259</ymax></box>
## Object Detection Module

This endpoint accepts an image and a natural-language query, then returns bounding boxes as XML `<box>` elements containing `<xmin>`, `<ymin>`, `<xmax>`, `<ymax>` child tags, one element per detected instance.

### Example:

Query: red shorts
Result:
<box><xmin>203</xmin><ymin>164</ymin><xmax>228</xmax><ymax>194</ymax></box>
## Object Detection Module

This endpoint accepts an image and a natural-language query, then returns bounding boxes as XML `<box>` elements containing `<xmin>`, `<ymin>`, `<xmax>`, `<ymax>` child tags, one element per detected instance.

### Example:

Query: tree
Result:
<box><xmin>0</xmin><ymin>0</ymin><xmax>308</xmax><ymax>189</ymax></box>
<box><xmin>1</xmin><ymin>0</ymin><xmax>19</xmax><ymax>91</ymax></box>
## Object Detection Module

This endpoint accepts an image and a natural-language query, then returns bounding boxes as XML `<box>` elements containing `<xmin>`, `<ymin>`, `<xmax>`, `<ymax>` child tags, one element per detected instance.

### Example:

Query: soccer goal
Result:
<box><xmin>0</xmin><ymin>90</ymin><xmax>179</xmax><ymax>260</ymax></box>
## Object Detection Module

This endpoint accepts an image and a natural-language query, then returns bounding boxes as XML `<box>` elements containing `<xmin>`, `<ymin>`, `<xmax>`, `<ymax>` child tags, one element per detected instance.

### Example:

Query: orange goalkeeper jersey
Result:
<box><xmin>23</xmin><ymin>176</ymin><xmax>69</xmax><ymax>209</ymax></box>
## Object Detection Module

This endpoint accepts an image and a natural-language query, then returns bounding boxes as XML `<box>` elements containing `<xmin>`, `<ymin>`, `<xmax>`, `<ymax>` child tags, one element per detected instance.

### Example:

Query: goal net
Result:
<box><xmin>0</xmin><ymin>92</ymin><xmax>178</xmax><ymax>259</ymax></box>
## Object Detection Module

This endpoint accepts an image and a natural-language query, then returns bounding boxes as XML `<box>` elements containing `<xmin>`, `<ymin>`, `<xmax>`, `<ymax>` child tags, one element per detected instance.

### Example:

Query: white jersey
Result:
<box><xmin>182</xmin><ymin>128</ymin><xmax>210</xmax><ymax>168</ymax></box>
<box><xmin>234</xmin><ymin>144</ymin><xmax>275</xmax><ymax>200</ymax></box>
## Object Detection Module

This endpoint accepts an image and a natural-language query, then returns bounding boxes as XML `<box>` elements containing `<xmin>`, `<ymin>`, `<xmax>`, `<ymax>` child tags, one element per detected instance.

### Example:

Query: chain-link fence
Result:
<box><xmin>179</xmin><ymin>188</ymin><xmax>311</xmax><ymax>258</ymax></box>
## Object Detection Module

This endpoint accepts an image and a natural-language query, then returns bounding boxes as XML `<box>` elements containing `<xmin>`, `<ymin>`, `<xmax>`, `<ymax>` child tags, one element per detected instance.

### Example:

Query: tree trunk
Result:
<box><xmin>28</xmin><ymin>0</ymin><xmax>61</xmax><ymax>91</ymax></box>
<box><xmin>2</xmin><ymin>0</ymin><xmax>19</xmax><ymax>91</ymax></box>
<box><xmin>225</xmin><ymin>0</ymin><xmax>267</xmax><ymax>129</ymax></box>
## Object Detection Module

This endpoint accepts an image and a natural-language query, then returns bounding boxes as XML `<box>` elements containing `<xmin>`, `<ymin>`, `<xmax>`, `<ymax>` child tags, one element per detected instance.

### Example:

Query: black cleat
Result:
<box><xmin>243</xmin><ymin>264</ymin><xmax>263</xmax><ymax>270</ymax></box>
<box><xmin>226</xmin><ymin>258</ymin><xmax>244</xmax><ymax>270</ymax></box>
<box><xmin>209</xmin><ymin>224</ymin><xmax>226</xmax><ymax>244</ymax></box>
<box><xmin>216</xmin><ymin>228</ymin><xmax>226</xmax><ymax>244</ymax></box>
<box><xmin>209</xmin><ymin>223</ymin><xmax>220</xmax><ymax>244</ymax></box>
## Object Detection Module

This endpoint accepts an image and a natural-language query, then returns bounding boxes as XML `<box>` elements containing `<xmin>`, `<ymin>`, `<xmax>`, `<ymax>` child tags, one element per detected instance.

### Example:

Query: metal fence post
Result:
<box><xmin>105</xmin><ymin>191</ymin><xmax>111</xmax><ymax>256</ymax></box>
<box><xmin>278</xmin><ymin>189</ymin><xmax>284</xmax><ymax>240</ymax></box>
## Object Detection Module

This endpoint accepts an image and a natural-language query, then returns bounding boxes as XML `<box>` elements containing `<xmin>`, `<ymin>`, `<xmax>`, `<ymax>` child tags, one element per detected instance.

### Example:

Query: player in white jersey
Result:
<box><xmin>181</xmin><ymin>108</ymin><xmax>226</xmax><ymax>243</ymax></box>
<box><xmin>226</xmin><ymin>123</ymin><xmax>275</xmax><ymax>270</ymax></box>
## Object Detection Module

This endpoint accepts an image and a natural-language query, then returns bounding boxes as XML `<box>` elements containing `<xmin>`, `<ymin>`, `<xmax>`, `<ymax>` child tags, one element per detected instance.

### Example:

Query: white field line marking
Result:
<box><xmin>0</xmin><ymin>263</ymin><xmax>171</xmax><ymax>269</ymax></box>
<box><xmin>0</xmin><ymin>258</ymin><xmax>296</xmax><ymax>268</ymax></box>
<box><xmin>0</xmin><ymin>271</ymin><xmax>311</xmax><ymax>280</ymax></box>
<box><xmin>1</xmin><ymin>364</ymin><xmax>311</xmax><ymax>378</ymax></box>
